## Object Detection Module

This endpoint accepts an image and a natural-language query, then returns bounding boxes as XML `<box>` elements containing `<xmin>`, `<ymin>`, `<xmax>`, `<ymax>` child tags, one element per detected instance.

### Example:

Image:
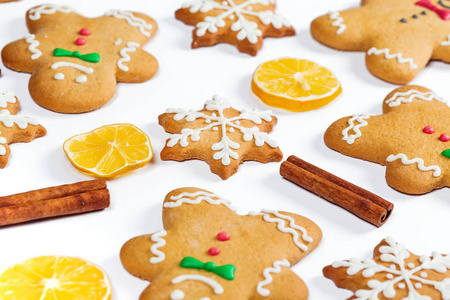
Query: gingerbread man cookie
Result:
<box><xmin>159</xmin><ymin>95</ymin><xmax>283</xmax><ymax>180</ymax></box>
<box><xmin>1</xmin><ymin>4</ymin><xmax>158</xmax><ymax>113</ymax></box>
<box><xmin>324</xmin><ymin>85</ymin><xmax>450</xmax><ymax>195</ymax></box>
<box><xmin>175</xmin><ymin>0</ymin><xmax>295</xmax><ymax>56</ymax></box>
<box><xmin>121</xmin><ymin>187</ymin><xmax>322</xmax><ymax>299</ymax></box>
<box><xmin>0</xmin><ymin>91</ymin><xmax>46</xmax><ymax>168</ymax></box>
<box><xmin>324</xmin><ymin>237</ymin><xmax>450</xmax><ymax>299</ymax></box>
<box><xmin>311</xmin><ymin>0</ymin><xmax>450</xmax><ymax>84</ymax></box>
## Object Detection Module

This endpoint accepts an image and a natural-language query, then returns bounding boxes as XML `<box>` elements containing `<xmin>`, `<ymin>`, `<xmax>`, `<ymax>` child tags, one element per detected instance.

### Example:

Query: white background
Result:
<box><xmin>0</xmin><ymin>0</ymin><xmax>449</xmax><ymax>299</ymax></box>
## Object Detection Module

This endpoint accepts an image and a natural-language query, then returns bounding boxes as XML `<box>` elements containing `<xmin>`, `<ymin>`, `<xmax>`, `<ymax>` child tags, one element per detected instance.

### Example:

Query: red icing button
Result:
<box><xmin>79</xmin><ymin>28</ymin><xmax>91</xmax><ymax>36</ymax></box>
<box><xmin>440</xmin><ymin>133</ymin><xmax>450</xmax><ymax>142</ymax></box>
<box><xmin>423</xmin><ymin>126</ymin><xmax>435</xmax><ymax>134</ymax></box>
<box><xmin>208</xmin><ymin>247</ymin><xmax>220</xmax><ymax>256</ymax></box>
<box><xmin>217</xmin><ymin>232</ymin><xmax>230</xmax><ymax>241</ymax></box>
<box><xmin>76</xmin><ymin>38</ymin><xmax>86</xmax><ymax>46</ymax></box>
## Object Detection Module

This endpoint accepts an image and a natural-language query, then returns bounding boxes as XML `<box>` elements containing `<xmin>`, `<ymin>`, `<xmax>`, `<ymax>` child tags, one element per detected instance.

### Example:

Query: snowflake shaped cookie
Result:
<box><xmin>121</xmin><ymin>187</ymin><xmax>322</xmax><ymax>299</ymax></box>
<box><xmin>175</xmin><ymin>0</ymin><xmax>295</xmax><ymax>56</ymax></box>
<box><xmin>324</xmin><ymin>85</ymin><xmax>450</xmax><ymax>195</ymax></box>
<box><xmin>311</xmin><ymin>0</ymin><xmax>450</xmax><ymax>84</ymax></box>
<box><xmin>324</xmin><ymin>237</ymin><xmax>450</xmax><ymax>300</ymax></box>
<box><xmin>1</xmin><ymin>4</ymin><xmax>158</xmax><ymax>113</ymax></box>
<box><xmin>159</xmin><ymin>95</ymin><xmax>283</xmax><ymax>179</ymax></box>
<box><xmin>0</xmin><ymin>92</ymin><xmax>46</xmax><ymax>168</ymax></box>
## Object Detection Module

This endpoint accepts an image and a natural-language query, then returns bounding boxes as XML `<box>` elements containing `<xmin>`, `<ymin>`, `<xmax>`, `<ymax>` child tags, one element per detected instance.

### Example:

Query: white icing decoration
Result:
<box><xmin>421</xmin><ymin>272</ymin><xmax>428</xmax><ymax>278</ymax></box>
<box><xmin>170</xmin><ymin>289</ymin><xmax>184</xmax><ymax>300</ymax></box>
<box><xmin>415</xmin><ymin>283</ymin><xmax>423</xmax><ymax>289</ymax></box>
<box><xmin>24</xmin><ymin>34</ymin><xmax>42</xmax><ymax>60</ymax></box>
<box><xmin>249</xmin><ymin>209</ymin><xmax>313</xmax><ymax>252</ymax></box>
<box><xmin>105</xmin><ymin>10</ymin><xmax>153</xmax><ymax>37</ymax></box>
<box><xmin>0</xmin><ymin>92</ymin><xmax>16</xmax><ymax>108</ymax></box>
<box><xmin>165</xmin><ymin>95</ymin><xmax>278</xmax><ymax>166</ymax></box>
<box><xmin>164</xmin><ymin>191</ymin><xmax>237</xmax><ymax>211</ymax></box>
<box><xmin>328</xmin><ymin>11</ymin><xmax>346</xmax><ymax>35</ymax></box>
<box><xmin>441</xmin><ymin>34</ymin><xmax>450</xmax><ymax>46</ymax></box>
<box><xmin>182</xmin><ymin>0</ymin><xmax>290</xmax><ymax>44</ymax></box>
<box><xmin>341</xmin><ymin>114</ymin><xmax>373</xmax><ymax>145</ymax></box>
<box><xmin>256</xmin><ymin>259</ymin><xmax>290</xmax><ymax>296</ymax></box>
<box><xmin>76</xmin><ymin>75</ymin><xmax>88</xmax><ymax>83</ymax></box>
<box><xmin>408</xmin><ymin>263</ymin><xmax>415</xmax><ymax>269</ymax></box>
<box><xmin>172</xmin><ymin>275</ymin><xmax>224</xmax><ymax>294</ymax></box>
<box><xmin>0</xmin><ymin>109</ymin><xmax>39</xmax><ymax>129</ymax></box>
<box><xmin>118</xmin><ymin>42</ymin><xmax>140</xmax><ymax>72</ymax></box>
<box><xmin>384</xmin><ymin>89</ymin><xmax>447</xmax><ymax>108</ymax></box>
<box><xmin>28</xmin><ymin>4</ymin><xmax>74</xmax><ymax>20</ymax></box>
<box><xmin>387</xmin><ymin>273</ymin><xmax>394</xmax><ymax>279</ymax></box>
<box><xmin>115</xmin><ymin>38</ymin><xmax>122</xmax><ymax>45</ymax></box>
<box><xmin>150</xmin><ymin>230</ymin><xmax>167</xmax><ymax>264</ymax></box>
<box><xmin>387</xmin><ymin>153</ymin><xmax>441</xmax><ymax>177</ymax></box>
<box><xmin>332</xmin><ymin>236</ymin><xmax>450</xmax><ymax>299</ymax></box>
<box><xmin>367</xmin><ymin>47</ymin><xmax>418</xmax><ymax>70</ymax></box>
<box><xmin>54</xmin><ymin>73</ymin><xmax>65</xmax><ymax>80</ymax></box>
<box><xmin>0</xmin><ymin>135</ymin><xmax>6</xmax><ymax>156</ymax></box>
<box><xmin>51</xmin><ymin>62</ymin><xmax>94</xmax><ymax>74</ymax></box>
<box><xmin>199</xmin><ymin>298</ymin><xmax>211</xmax><ymax>300</ymax></box>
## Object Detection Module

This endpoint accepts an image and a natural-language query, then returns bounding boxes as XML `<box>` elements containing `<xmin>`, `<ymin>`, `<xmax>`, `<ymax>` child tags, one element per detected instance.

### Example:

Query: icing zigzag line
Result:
<box><xmin>385</xmin><ymin>90</ymin><xmax>447</xmax><ymax>107</ymax></box>
<box><xmin>367</xmin><ymin>47</ymin><xmax>418</xmax><ymax>70</ymax></box>
<box><xmin>342</xmin><ymin>114</ymin><xmax>373</xmax><ymax>145</ymax></box>
<box><xmin>328</xmin><ymin>11</ymin><xmax>346</xmax><ymax>35</ymax></box>
<box><xmin>150</xmin><ymin>230</ymin><xmax>167</xmax><ymax>264</ymax></box>
<box><xmin>257</xmin><ymin>259</ymin><xmax>291</xmax><ymax>296</ymax></box>
<box><xmin>165</xmin><ymin>191</ymin><xmax>237</xmax><ymax>211</ymax></box>
<box><xmin>386</xmin><ymin>153</ymin><xmax>441</xmax><ymax>177</ymax></box>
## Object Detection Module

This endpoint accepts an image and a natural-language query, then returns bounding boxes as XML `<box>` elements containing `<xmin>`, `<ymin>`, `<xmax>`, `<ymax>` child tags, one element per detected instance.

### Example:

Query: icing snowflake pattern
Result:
<box><xmin>181</xmin><ymin>0</ymin><xmax>291</xmax><ymax>44</ymax></box>
<box><xmin>331</xmin><ymin>237</ymin><xmax>450</xmax><ymax>300</ymax></box>
<box><xmin>165</xmin><ymin>95</ymin><xmax>278</xmax><ymax>166</ymax></box>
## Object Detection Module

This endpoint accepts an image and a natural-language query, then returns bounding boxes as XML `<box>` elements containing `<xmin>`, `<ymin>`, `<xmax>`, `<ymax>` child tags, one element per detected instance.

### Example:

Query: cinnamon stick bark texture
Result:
<box><xmin>280</xmin><ymin>155</ymin><xmax>393</xmax><ymax>227</ymax></box>
<box><xmin>0</xmin><ymin>179</ymin><xmax>109</xmax><ymax>227</ymax></box>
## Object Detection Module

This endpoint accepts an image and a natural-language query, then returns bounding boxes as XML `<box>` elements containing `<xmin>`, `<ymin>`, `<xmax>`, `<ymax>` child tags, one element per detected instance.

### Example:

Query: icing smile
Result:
<box><xmin>439</xmin><ymin>0</ymin><xmax>450</xmax><ymax>9</ymax></box>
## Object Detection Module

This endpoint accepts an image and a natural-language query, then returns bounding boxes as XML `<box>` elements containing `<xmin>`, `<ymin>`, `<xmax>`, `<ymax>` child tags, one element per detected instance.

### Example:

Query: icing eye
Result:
<box><xmin>208</xmin><ymin>247</ymin><xmax>220</xmax><ymax>256</ymax></box>
<box><xmin>412</xmin><ymin>14</ymin><xmax>419</xmax><ymax>18</ymax></box>
<box><xmin>423</xmin><ymin>125</ymin><xmax>435</xmax><ymax>134</ymax></box>
<box><xmin>79</xmin><ymin>28</ymin><xmax>91</xmax><ymax>36</ymax></box>
<box><xmin>217</xmin><ymin>232</ymin><xmax>230</xmax><ymax>241</ymax></box>
<box><xmin>400</xmin><ymin>18</ymin><xmax>407</xmax><ymax>23</ymax></box>
<box><xmin>439</xmin><ymin>133</ymin><xmax>449</xmax><ymax>142</ymax></box>
<box><xmin>76</xmin><ymin>38</ymin><xmax>86</xmax><ymax>46</ymax></box>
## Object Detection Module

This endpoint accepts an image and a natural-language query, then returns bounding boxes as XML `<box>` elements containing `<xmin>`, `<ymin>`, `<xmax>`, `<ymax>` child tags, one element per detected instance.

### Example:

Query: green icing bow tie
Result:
<box><xmin>53</xmin><ymin>48</ymin><xmax>100</xmax><ymax>63</ymax></box>
<box><xmin>180</xmin><ymin>257</ymin><xmax>235</xmax><ymax>280</ymax></box>
<box><xmin>442</xmin><ymin>149</ymin><xmax>450</xmax><ymax>159</ymax></box>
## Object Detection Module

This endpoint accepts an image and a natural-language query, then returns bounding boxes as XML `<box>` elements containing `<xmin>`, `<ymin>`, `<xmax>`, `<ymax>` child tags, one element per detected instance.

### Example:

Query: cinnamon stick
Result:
<box><xmin>0</xmin><ymin>179</ymin><xmax>106</xmax><ymax>207</ymax></box>
<box><xmin>280</xmin><ymin>155</ymin><xmax>393</xmax><ymax>227</ymax></box>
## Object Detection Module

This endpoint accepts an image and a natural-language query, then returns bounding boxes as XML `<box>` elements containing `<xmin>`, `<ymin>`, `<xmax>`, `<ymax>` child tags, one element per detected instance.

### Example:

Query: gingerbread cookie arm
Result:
<box><xmin>432</xmin><ymin>39</ymin><xmax>450</xmax><ymax>62</ymax></box>
<box><xmin>1</xmin><ymin>37</ymin><xmax>43</xmax><ymax>74</ymax></box>
<box><xmin>116</xmin><ymin>47</ymin><xmax>158</xmax><ymax>83</ymax></box>
<box><xmin>310</xmin><ymin>8</ymin><xmax>370</xmax><ymax>51</ymax></box>
<box><xmin>26</xmin><ymin>5</ymin><xmax>77</xmax><ymax>31</ymax></box>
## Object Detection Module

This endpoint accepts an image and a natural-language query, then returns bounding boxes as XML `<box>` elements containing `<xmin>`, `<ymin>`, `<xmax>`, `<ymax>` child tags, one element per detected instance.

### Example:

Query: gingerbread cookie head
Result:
<box><xmin>120</xmin><ymin>187</ymin><xmax>322</xmax><ymax>299</ymax></box>
<box><xmin>311</xmin><ymin>0</ymin><xmax>450</xmax><ymax>84</ymax></box>
<box><xmin>324</xmin><ymin>85</ymin><xmax>450</xmax><ymax>194</ymax></box>
<box><xmin>324</xmin><ymin>237</ymin><xmax>450</xmax><ymax>299</ymax></box>
<box><xmin>1</xmin><ymin>4</ymin><xmax>158</xmax><ymax>113</ymax></box>
<box><xmin>0</xmin><ymin>91</ymin><xmax>47</xmax><ymax>168</ymax></box>
<box><xmin>158</xmin><ymin>95</ymin><xmax>283</xmax><ymax>180</ymax></box>
<box><xmin>175</xmin><ymin>0</ymin><xmax>295</xmax><ymax>56</ymax></box>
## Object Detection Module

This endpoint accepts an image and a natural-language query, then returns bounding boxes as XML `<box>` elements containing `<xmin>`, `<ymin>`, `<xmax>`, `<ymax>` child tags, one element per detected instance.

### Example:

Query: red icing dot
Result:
<box><xmin>440</xmin><ymin>133</ymin><xmax>450</xmax><ymax>142</ymax></box>
<box><xmin>423</xmin><ymin>126</ymin><xmax>435</xmax><ymax>134</ymax></box>
<box><xmin>79</xmin><ymin>28</ymin><xmax>91</xmax><ymax>36</ymax></box>
<box><xmin>208</xmin><ymin>247</ymin><xmax>220</xmax><ymax>256</ymax></box>
<box><xmin>217</xmin><ymin>232</ymin><xmax>230</xmax><ymax>241</ymax></box>
<box><xmin>76</xmin><ymin>38</ymin><xmax>86</xmax><ymax>46</ymax></box>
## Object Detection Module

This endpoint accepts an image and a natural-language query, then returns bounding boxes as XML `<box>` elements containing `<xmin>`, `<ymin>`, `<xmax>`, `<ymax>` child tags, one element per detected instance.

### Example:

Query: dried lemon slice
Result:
<box><xmin>252</xmin><ymin>57</ymin><xmax>342</xmax><ymax>112</ymax></box>
<box><xmin>63</xmin><ymin>123</ymin><xmax>152</xmax><ymax>178</ymax></box>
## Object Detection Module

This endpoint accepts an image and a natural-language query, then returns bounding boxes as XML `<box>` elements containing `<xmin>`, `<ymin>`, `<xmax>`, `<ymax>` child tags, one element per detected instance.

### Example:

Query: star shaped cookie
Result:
<box><xmin>1</xmin><ymin>4</ymin><xmax>158</xmax><ymax>113</ymax></box>
<box><xmin>121</xmin><ymin>187</ymin><xmax>322</xmax><ymax>299</ymax></box>
<box><xmin>159</xmin><ymin>95</ymin><xmax>283</xmax><ymax>180</ymax></box>
<box><xmin>324</xmin><ymin>237</ymin><xmax>450</xmax><ymax>299</ymax></box>
<box><xmin>311</xmin><ymin>0</ymin><xmax>450</xmax><ymax>84</ymax></box>
<box><xmin>324</xmin><ymin>85</ymin><xmax>450</xmax><ymax>195</ymax></box>
<box><xmin>0</xmin><ymin>92</ymin><xmax>47</xmax><ymax>168</ymax></box>
<box><xmin>175</xmin><ymin>0</ymin><xmax>295</xmax><ymax>56</ymax></box>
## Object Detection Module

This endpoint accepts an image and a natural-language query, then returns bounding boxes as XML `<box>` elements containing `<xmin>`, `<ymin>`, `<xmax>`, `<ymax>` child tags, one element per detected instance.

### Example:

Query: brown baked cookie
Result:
<box><xmin>1</xmin><ymin>4</ymin><xmax>158</xmax><ymax>113</ymax></box>
<box><xmin>324</xmin><ymin>237</ymin><xmax>450</xmax><ymax>299</ymax></box>
<box><xmin>324</xmin><ymin>85</ymin><xmax>450</xmax><ymax>195</ymax></box>
<box><xmin>159</xmin><ymin>95</ymin><xmax>283</xmax><ymax>180</ymax></box>
<box><xmin>0</xmin><ymin>91</ymin><xmax>46</xmax><ymax>168</ymax></box>
<box><xmin>311</xmin><ymin>0</ymin><xmax>450</xmax><ymax>84</ymax></box>
<box><xmin>0</xmin><ymin>0</ymin><xmax>19</xmax><ymax>2</ymax></box>
<box><xmin>175</xmin><ymin>0</ymin><xmax>295</xmax><ymax>56</ymax></box>
<box><xmin>121</xmin><ymin>187</ymin><xmax>322</xmax><ymax>300</ymax></box>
